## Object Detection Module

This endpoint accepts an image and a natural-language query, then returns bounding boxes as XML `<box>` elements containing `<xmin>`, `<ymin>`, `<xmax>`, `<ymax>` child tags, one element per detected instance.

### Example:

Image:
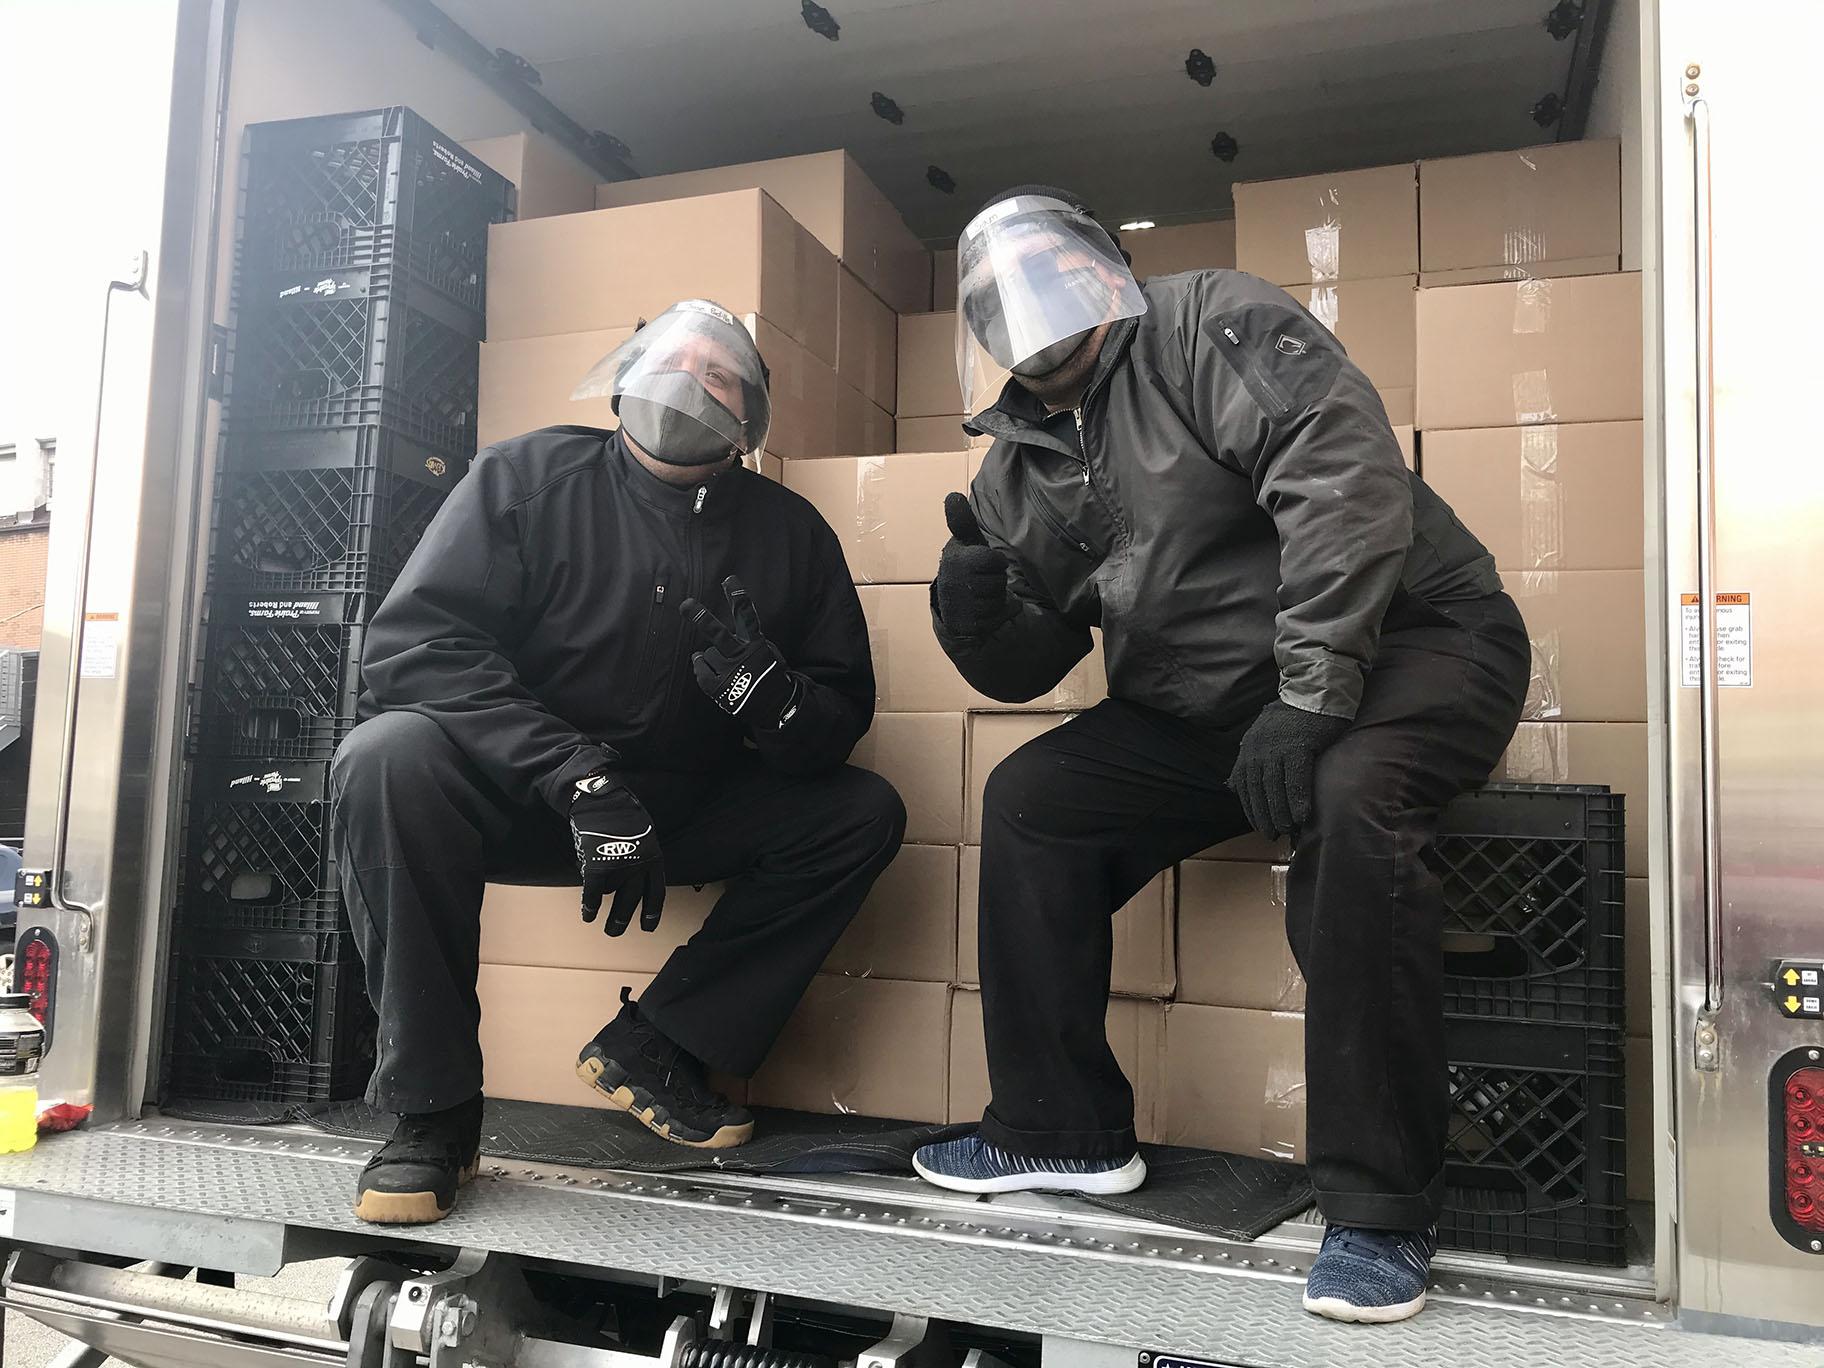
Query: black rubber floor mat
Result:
<box><xmin>1083</xmin><ymin>1146</ymin><xmax>1314</xmax><ymax>1239</ymax></box>
<box><xmin>158</xmin><ymin>1096</ymin><xmax>1311</xmax><ymax>1240</ymax></box>
<box><xmin>303</xmin><ymin>1097</ymin><xmax>967</xmax><ymax>1175</ymax></box>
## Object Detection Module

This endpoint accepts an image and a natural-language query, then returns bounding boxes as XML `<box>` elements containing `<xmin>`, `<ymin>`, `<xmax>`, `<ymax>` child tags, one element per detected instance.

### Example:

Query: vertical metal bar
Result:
<box><xmin>1685</xmin><ymin>91</ymin><xmax>1724</xmax><ymax>1019</ymax></box>
<box><xmin>49</xmin><ymin>256</ymin><xmax>149</xmax><ymax>924</ymax></box>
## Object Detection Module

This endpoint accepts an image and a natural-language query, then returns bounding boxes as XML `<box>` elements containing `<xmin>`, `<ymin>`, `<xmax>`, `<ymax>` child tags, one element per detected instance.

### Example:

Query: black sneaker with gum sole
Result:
<box><xmin>354</xmin><ymin>1093</ymin><xmax>485</xmax><ymax>1225</ymax></box>
<box><xmin>577</xmin><ymin>988</ymin><xmax>755</xmax><ymax>1149</ymax></box>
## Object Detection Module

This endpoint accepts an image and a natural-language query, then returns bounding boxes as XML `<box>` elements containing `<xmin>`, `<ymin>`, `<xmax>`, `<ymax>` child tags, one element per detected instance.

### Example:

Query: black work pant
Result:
<box><xmin>330</xmin><ymin>711</ymin><xmax>907</xmax><ymax>1114</ymax></box>
<box><xmin>975</xmin><ymin>593</ymin><xmax>1529</xmax><ymax>1229</ymax></box>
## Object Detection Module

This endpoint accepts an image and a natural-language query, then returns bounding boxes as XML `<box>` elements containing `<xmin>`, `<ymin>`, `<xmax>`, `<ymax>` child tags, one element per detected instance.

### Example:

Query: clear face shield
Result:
<box><xmin>955</xmin><ymin>194</ymin><xmax>1145</xmax><ymax>414</ymax></box>
<box><xmin>572</xmin><ymin>299</ymin><xmax>772</xmax><ymax>465</ymax></box>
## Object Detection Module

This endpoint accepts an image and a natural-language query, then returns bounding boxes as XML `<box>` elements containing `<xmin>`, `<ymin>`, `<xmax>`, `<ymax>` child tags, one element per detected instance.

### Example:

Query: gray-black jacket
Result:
<box><xmin>935</xmin><ymin>269</ymin><xmax>1501</xmax><ymax>726</ymax></box>
<box><xmin>361</xmin><ymin>427</ymin><xmax>875</xmax><ymax>811</ymax></box>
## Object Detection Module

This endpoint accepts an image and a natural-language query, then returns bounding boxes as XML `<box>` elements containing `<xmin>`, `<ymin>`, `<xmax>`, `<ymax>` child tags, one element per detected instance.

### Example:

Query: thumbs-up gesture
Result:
<box><xmin>679</xmin><ymin>575</ymin><xmax>800</xmax><ymax>730</ymax></box>
<box><xmin>932</xmin><ymin>492</ymin><xmax>1017</xmax><ymax>639</ymax></box>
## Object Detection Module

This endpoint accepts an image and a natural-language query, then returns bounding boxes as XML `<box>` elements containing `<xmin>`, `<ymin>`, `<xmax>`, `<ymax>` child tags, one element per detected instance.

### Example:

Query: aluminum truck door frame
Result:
<box><xmin>16</xmin><ymin>0</ymin><xmax>232</xmax><ymax>1120</ymax></box>
<box><xmin>1658</xmin><ymin>0</ymin><xmax>1824</xmax><ymax>1336</ymax></box>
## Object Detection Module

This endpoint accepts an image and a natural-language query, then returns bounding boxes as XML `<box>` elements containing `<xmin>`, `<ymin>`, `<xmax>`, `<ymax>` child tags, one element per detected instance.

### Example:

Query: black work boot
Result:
<box><xmin>354</xmin><ymin>1093</ymin><xmax>484</xmax><ymax>1225</ymax></box>
<box><xmin>577</xmin><ymin>988</ymin><xmax>756</xmax><ymax>1149</ymax></box>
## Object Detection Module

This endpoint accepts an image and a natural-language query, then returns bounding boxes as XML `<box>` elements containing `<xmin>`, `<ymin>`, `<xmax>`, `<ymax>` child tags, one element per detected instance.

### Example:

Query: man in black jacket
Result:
<box><xmin>332</xmin><ymin>301</ymin><xmax>905</xmax><ymax>1226</ymax></box>
<box><xmin>909</xmin><ymin>190</ymin><xmax>1530</xmax><ymax>1325</ymax></box>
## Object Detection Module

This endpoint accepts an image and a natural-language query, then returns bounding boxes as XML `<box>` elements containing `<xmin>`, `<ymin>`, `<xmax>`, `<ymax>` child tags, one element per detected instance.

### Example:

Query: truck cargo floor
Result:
<box><xmin>0</xmin><ymin>1118</ymin><xmax>1793</xmax><ymax>1368</ymax></box>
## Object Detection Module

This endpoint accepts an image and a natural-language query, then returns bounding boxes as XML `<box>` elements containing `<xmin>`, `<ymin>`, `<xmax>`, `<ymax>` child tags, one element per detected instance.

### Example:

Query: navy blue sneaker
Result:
<box><xmin>912</xmin><ymin>1132</ymin><xmax>1147</xmax><ymax>1195</ymax></box>
<box><xmin>1302</xmin><ymin>1223</ymin><xmax>1437</xmax><ymax>1323</ymax></box>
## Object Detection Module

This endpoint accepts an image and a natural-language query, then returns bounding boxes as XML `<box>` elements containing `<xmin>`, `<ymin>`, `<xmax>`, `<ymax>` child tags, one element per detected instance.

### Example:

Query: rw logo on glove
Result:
<box><xmin>588</xmin><ymin>832</ymin><xmax>649</xmax><ymax>860</ymax></box>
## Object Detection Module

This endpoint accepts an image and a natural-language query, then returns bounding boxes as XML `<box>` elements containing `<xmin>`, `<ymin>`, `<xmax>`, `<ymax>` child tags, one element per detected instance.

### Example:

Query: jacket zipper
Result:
<box><xmin>1073</xmin><ymin>407</ymin><xmax>1091</xmax><ymax>486</ymax></box>
<box><xmin>631</xmin><ymin>573</ymin><xmax>670</xmax><ymax>704</ymax></box>
<box><xmin>1220</xmin><ymin>323</ymin><xmax>1293</xmax><ymax>418</ymax></box>
<box><xmin>656</xmin><ymin>485</ymin><xmax>708</xmax><ymax>734</ymax></box>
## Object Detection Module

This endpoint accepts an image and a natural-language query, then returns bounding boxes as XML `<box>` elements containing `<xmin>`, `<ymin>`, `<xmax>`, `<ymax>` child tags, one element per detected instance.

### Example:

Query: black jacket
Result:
<box><xmin>937</xmin><ymin>270</ymin><xmax>1502</xmax><ymax>726</ymax></box>
<box><xmin>361</xmin><ymin>426</ymin><xmax>875</xmax><ymax>810</ymax></box>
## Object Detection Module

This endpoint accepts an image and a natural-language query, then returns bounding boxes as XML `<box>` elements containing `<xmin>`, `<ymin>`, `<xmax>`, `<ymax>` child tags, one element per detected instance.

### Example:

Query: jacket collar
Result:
<box><xmin>607</xmin><ymin>428</ymin><xmax>743</xmax><ymax>516</ymax></box>
<box><xmin>963</xmin><ymin>315</ymin><xmax>1141</xmax><ymax>454</ymax></box>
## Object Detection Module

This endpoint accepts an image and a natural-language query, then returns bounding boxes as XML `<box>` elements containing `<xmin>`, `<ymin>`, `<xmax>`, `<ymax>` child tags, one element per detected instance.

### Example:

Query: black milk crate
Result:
<box><xmin>1440</xmin><ymin>1015</ymin><xmax>1628</xmax><ymax>1265</ymax></box>
<box><xmin>237</xmin><ymin>106</ymin><xmax>514</xmax><ymax>332</ymax></box>
<box><xmin>227</xmin><ymin>282</ymin><xmax>481</xmax><ymax>449</ymax></box>
<box><xmin>194</xmin><ymin>592</ymin><xmax>369</xmax><ymax>763</ymax></box>
<box><xmin>209</xmin><ymin>431</ymin><xmax>458</xmax><ymax>597</ymax></box>
<box><xmin>178</xmin><ymin>758</ymin><xmax>343</xmax><ymax>936</ymax></box>
<box><xmin>164</xmin><ymin>923</ymin><xmax>374</xmax><ymax>1108</ymax></box>
<box><xmin>1437</xmin><ymin>783</ymin><xmax>1626</xmax><ymax>1028</ymax></box>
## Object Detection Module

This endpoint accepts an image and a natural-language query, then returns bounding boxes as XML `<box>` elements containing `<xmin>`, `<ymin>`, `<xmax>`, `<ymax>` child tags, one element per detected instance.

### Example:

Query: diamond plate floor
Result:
<box><xmin>0</xmin><ymin>1124</ymin><xmax>1815</xmax><ymax>1368</ymax></box>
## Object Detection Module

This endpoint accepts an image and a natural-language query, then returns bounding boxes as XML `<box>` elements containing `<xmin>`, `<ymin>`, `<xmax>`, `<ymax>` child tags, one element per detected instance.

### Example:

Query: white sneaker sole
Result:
<box><xmin>1302</xmin><ymin>1289</ymin><xmax>1428</xmax><ymax>1324</ymax></box>
<box><xmin>912</xmin><ymin>1151</ymin><xmax>1148</xmax><ymax>1195</ymax></box>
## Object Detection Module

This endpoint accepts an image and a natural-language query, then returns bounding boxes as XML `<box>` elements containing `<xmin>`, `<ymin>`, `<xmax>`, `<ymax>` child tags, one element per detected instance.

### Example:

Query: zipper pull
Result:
<box><xmin>693</xmin><ymin>486</ymin><xmax>707</xmax><ymax>514</ymax></box>
<box><xmin>654</xmin><ymin>582</ymin><xmax>666</xmax><ymax>603</ymax></box>
<box><xmin>1074</xmin><ymin>407</ymin><xmax>1090</xmax><ymax>485</ymax></box>
<box><xmin>1222</xmin><ymin>325</ymin><xmax>1242</xmax><ymax>346</ymax></box>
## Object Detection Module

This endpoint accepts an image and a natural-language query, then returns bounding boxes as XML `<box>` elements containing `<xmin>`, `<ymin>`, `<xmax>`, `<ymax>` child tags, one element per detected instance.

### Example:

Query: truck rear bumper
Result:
<box><xmin>0</xmin><ymin>1119</ymin><xmax>1778</xmax><ymax>1368</ymax></box>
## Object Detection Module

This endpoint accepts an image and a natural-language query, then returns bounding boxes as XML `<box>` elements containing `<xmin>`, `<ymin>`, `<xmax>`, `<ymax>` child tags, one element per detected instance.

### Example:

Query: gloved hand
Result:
<box><xmin>932</xmin><ymin>492</ymin><xmax>1016</xmax><ymax>638</ymax></box>
<box><xmin>1227</xmin><ymin>701</ymin><xmax>1351</xmax><ymax>838</ymax></box>
<box><xmin>679</xmin><ymin>575</ymin><xmax>799</xmax><ymax>729</ymax></box>
<box><xmin>569</xmin><ymin>773</ymin><xmax>666</xmax><ymax>934</ymax></box>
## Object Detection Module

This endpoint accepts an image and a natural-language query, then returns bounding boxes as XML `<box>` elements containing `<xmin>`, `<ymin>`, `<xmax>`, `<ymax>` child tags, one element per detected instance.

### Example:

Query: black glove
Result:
<box><xmin>1227</xmin><ymin>701</ymin><xmax>1351</xmax><ymax>839</ymax></box>
<box><xmin>569</xmin><ymin>773</ymin><xmax>666</xmax><ymax>934</ymax></box>
<box><xmin>932</xmin><ymin>492</ymin><xmax>1017</xmax><ymax>639</ymax></box>
<box><xmin>678</xmin><ymin>575</ymin><xmax>800</xmax><ymax>729</ymax></box>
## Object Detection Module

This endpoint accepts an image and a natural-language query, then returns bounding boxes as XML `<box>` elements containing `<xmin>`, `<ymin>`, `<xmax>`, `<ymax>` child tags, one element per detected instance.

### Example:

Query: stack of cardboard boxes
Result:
<box><xmin>460</xmin><ymin>136</ymin><xmax>1649</xmax><ymax>1181</ymax></box>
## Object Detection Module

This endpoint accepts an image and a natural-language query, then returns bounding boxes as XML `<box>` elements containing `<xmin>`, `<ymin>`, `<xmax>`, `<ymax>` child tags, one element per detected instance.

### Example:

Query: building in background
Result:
<box><xmin>0</xmin><ymin>436</ymin><xmax>55</xmax><ymax>649</ymax></box>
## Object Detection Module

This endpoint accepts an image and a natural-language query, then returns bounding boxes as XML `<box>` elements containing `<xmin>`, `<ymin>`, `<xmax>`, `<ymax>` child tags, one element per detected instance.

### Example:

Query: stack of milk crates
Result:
<box><xmin>163</xmin><ymin>108</ymin><xmax>514</xmax><ymax>1118</ymax></box>
<box><xmin>1436</xmin><ymin>783</ymin><xmax>1630</xmax><ymax>1263</ymax></box>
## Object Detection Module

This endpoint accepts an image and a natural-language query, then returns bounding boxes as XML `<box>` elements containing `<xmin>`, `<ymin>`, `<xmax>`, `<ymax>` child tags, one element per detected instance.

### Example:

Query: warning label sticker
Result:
<box><xmin>1679</xmin><ymin>592</ymin><xmax>1753</xmax><ymax>688</ymax></box>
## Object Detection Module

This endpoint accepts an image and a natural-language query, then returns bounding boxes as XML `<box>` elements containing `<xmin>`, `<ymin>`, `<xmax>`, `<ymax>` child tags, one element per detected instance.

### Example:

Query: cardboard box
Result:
<box><xmin>487</xmin><ymin>189</ymin><xmax>839</xmax><ymax>365</ymax></box>
<box><xmin>1162</xmin><ymin>1004</ymin><xmax>1307</xmax><ymax>1160</ymax></box>
<box><xmin>1392</xmin><ymin>425</ymin><xmax>1416</xmax><ymax>470</ymax></box>
<box><xmin>965</xmin><ymin>712</ymin><xmax>1070</xmax><ymax>843</ymax></box>
<box><xmin>932</xmin><ymin>246</ymin><xmax>958</xmax><ymax>311</ymax></box>
<box><xmin>595</xmin><ymin>151</ymin><xmax>931</xmax><ymax>315</ymax></box>
<box><xmin>824</xmin><ymin>843</ymin><xmax>959</xmax><ymax>983</ymax></box>
<box><xmin>1177</xmin><ymin>860</ymin><xmax>1305</xmax><ymax>1011</ymax></box>
<box><xmin>1415</xmin><ymin>273</ymin><xmax>1643</xmax><ymax>430</ymax></box>
<box><xmin>759</xmin><ymin>453</ymin><xmax>785</xmax><ymax>483</ymax></box>
<box><xmin>462</xmin><ymin>131</ymin><xmax>598</xmax><ymax>220</ymax></box>
<box><xmin>757</xmin><ymin>318</ymin><xmax>839</xmax><ymax>459</ymax></box>
<box><xmin>1626</xmin><ymin>877</ymin><xmax>1651</xmax><ymax>1039</ymax></box>
<box><xmin>834</xmin><ymin>381</ymin><xmax>896</xmax><ymax>459</ymax></box>
<box><xmin>478</xmin><ymin>843</ymin><xmax>957</xmax><ymax>984</ymax></box>
<box><xmin>1234</xmin><ymin>162</ymin><xmax>1418</xmax><ymax>286</ymax></box>
<box><xmin>477</xmin><ymin>326</ymin><xmax>632</xmax><ymax>447</ymax></box>
<box><xmin>838</xmin><ymin>267</ymin><xmax>898</xmax><ymax>411</ymax></box>
<box><xmin>1419</xmin><ymin>257</ymin><xmax>1619</xmax><ymax>289</ymax></box>
<box><xmin>858</xmin><ymin>583</ymin><xmax>973</xmax><ymax>712</ymax></box>
<box><xmin>1506</xmin><ymin>569</ymin><xmax>1647</xmax><ymax>722</ymax></box>
<box><xmin>748</xmin><ymin>977</ymin><xmax>951</xmax><ymax>1122</ymax></box>
<box><xmin>1378</xmin><ymin>387</ymin><xmax>1415</xmax><ymax>428</ymax></box>
<box><xmin>1294</xmin><ymin>275</ymin><xmax>1416</xmax><ymax>393</ymax></box>
<box><xmin>784</xmin><ymin>452</ymin><xmax>965</xmax><ymax>584</ymax></box>
<box><xmin>948</xmin><ymin>987</ymin><xmax>1164</xmax><ymax>1140</ymax></box>
<box><xmin>1419</xmin><ymin>140</ymin><xmax>1622</xmax><ymax>275</ymax></box>
<box><xmin>897</xmin><ymin>415</ymin><xmax>987</xmax><ymax>452</ymax></box>
<box><xmin>897</xmin><ymin>312</ymin><xmax>963</xmax><ymax>418</ymax></box>
<box><xmin>956</xmin><ymin>846</ymin><xmax>1174</xmax><ymax>998</ymax></box>
<box><xmin>1421</xmin><ymin>423</ymin><xmax>1643</xmax><ymax>571</ymax></box>
<box><xmin>1124</xmin><ymin>218</ymin><xmax>1237</xmax><ymax>279</ymax></box>
<box><xmin>477</xmin><ymin>964</ymin><xmax>745</xmax><ymax>1108</ymax></box>
<box><xmin>850</xmin><ymin>713</ymin><xmax>964</xmax><ymax>845</ymax></box>
<box><xmin>1498</xmin><ymin>722</ymin><xmax>1647</xmax><ymax>872</ymax></box>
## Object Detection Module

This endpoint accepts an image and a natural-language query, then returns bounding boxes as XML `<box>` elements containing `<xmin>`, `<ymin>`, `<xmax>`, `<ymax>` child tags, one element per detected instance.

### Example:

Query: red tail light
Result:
<box><xmin>14</xmin><ymin>928</ymin><xmax>56</xmax><ymax>1046</ymax></box>
<box><xmin>1776</xmin><ymin>1060</ymin><xmax>1824</xmax><ymax>1245</ymax></box>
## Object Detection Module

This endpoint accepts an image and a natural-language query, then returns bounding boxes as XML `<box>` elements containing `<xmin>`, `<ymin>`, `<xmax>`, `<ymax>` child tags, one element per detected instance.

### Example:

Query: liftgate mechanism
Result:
<box><xmin>1</xmin><ymin>1247</ymin><xmax>999</xmax><ymax>1368</ymax></box>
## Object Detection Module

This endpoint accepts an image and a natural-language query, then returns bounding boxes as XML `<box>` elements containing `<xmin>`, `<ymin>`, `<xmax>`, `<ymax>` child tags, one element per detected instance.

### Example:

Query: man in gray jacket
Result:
<box><xmin>910</xmin><ymin>188</ymin><xmax>1530</xmax><ymax>1325</ymax></box>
